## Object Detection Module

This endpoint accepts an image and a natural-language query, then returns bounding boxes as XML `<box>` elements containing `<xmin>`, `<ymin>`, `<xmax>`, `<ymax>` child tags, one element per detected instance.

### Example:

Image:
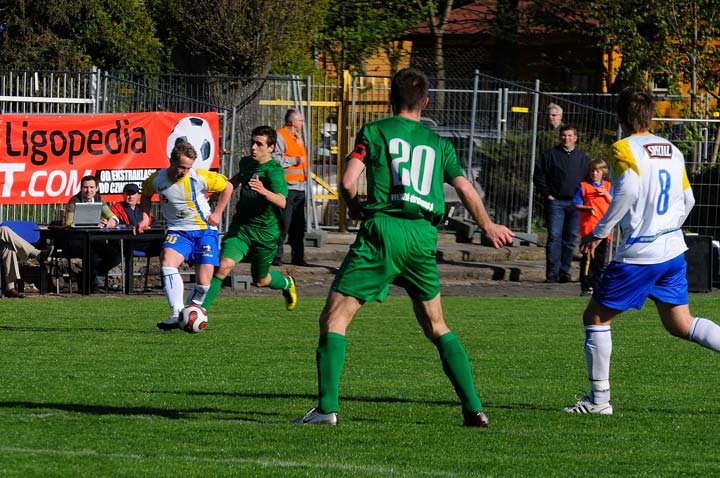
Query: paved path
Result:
<box><xmin>35</xmin><ymin>230</ymin><xmax>719</xmax><ymax>299</ymax></box>
<box><xmin>227</xmin><ymin>231</ymin><xmax>589</xmax><ymax>298</ymax></box>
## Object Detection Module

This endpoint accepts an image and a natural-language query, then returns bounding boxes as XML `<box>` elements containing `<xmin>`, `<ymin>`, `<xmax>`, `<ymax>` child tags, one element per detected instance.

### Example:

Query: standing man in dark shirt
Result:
<box><xmin>534</xmin><ymin>125</ymin><xmax>591</xmax><ymax>283</ymax></box>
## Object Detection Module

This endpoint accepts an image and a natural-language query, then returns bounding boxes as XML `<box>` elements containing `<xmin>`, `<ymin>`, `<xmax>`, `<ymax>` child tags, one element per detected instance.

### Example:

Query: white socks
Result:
<box><xmin>689</xmin><ymin>318</ymin><xmax>720</xmax><ymax>352</ymax></box>
<box><xmin>584</xmin><ymin>325</ymin><xmax>612</xmax><ymax>405</ymax></box>
<box><xmin>162</xmin><ymin>267</ymin><xmax>183</xmax><ymax>318</ymax></box>
<box><xmin>187</xmin><ymin>284</ymin><xmax>210</xmax><ymax>306</ymax></box>
<box><xmin>579</xmin><ymin>317</ymin><xmax>719</xmax><ymax>407</ymax></box>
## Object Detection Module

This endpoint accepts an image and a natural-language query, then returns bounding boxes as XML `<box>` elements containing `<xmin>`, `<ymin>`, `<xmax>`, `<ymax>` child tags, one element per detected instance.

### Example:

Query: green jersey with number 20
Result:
<box><xmin>348</xmin><ymin>115</ymin><xmax>465</xmax><ymax>225</ymax></box>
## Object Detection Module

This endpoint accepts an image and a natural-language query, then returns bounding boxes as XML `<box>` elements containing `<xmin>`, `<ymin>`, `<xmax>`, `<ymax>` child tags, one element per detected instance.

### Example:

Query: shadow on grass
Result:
<box><xmin>149</xmin><ymin>389</ymin><xmax>460</xmax><ymax>407</ymax></box>
<box><xmin>146</xmin><ymin>390</ymin><xmax>720</xmax><ymax>415</ymax></box>
<box><xmin>187</xmin><ymin>391</ymin><xmax>568</xmax><ymax>412</ymax></box>
<box><xmin>0</xmin><ymin>325</ymin><xmax>156</xmax><ymax>334</ymax></box>
<box><xmin>0</xmin><ymin>399</ymin><xmax>324</xmax><ymax>424</ymax></box>
<box><xmin>0</xmin><ymin>401</ymin><xmax>227</xmax><ymax>419</ymax></box>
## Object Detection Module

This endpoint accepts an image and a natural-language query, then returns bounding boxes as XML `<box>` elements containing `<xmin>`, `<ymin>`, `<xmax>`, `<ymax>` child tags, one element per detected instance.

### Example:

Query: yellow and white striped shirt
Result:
<box><xmin>142</xmin><ymin>168</ymin><xmax>228</xmax><ymax>231</ymax></box>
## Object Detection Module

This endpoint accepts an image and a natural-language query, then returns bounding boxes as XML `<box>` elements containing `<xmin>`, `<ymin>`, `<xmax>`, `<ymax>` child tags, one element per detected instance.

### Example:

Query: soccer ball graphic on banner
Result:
<box><xmin>179</xmin><ymin>304</ymin><xmax>208</xmax><ymax>333</ymax></box>
<box><xmin>166</xmin><ymin>116</ymin><xmax>215</xmax><ymax>170</ymax></box>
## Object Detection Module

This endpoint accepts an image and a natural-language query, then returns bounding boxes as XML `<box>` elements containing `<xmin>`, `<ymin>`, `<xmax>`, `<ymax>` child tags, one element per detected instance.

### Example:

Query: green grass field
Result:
<box><xmin>1</xmin><ymin>295</ymin><xmax>718</xmax><ymax>477</ymax></box>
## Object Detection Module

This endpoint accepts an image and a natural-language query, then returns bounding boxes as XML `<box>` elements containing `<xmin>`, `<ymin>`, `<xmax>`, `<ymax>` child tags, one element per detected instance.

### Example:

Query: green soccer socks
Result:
<box><xmin>435</xmin><ymin>331</ymin><xmax>484</xmax><ymax>413</ymax></box>
<box><xmin>316</xmin><ymin>332</ymin><xmax>347</xmax><ymax>414</ymax></box>
<box><xmin>201</xmin><ymin>276</ymin><xmax>224</xmax><ymax>311</ymax></box>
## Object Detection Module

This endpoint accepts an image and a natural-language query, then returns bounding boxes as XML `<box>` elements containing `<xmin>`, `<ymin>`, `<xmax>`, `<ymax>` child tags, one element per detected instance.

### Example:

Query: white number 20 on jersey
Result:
<box><xmin>389</xmin><ymin>138</ymin><xmax>436</xmax><ymax>195</ymax></box>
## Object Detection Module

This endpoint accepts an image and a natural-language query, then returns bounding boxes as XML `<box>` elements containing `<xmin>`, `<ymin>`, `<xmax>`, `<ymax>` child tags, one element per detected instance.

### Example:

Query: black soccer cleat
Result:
<box><xmin>156</xmin><ymin>316</ymin><xmax>180</xmax><ymax>331</ymax></box>
<box><xmin>463</xmin><ymin>410</ymin><xmax>490</xmax><ymax>428</ymax></box>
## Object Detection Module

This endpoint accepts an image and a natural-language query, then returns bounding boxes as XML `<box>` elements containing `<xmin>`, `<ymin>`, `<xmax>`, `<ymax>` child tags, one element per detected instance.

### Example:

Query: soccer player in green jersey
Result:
<box><xmin>202</xmin><ymin>125</ymin><xmax>298</xmax><ymax>311</ymax></box>
<box><xmin>293</xmin><ymin>68</ymin><xmax>514</xmax><ymax>427</ymax></box>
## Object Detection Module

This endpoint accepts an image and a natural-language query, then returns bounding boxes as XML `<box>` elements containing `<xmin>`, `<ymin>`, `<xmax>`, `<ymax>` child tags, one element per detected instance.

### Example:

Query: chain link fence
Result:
<box><xmin>653</xmin><ymin>118</ymin><xmax>720</xmax><ymax>240</ymax></box>
<box><xmin>2</xmin><ymin>68</ymin><xmax>719</xmax><ymax>241</ymax></box>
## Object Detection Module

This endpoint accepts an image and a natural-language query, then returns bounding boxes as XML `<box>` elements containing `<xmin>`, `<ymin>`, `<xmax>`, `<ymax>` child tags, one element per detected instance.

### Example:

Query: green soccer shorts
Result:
<box><xmin>220</xmin><ymin>224</ymin><xmax>278</xmax><ymax>281</ymax></box>
<box><xmin>332</xmin><ymin>213</ymin><xmax>440</xmax><ymax>302</ymax></box>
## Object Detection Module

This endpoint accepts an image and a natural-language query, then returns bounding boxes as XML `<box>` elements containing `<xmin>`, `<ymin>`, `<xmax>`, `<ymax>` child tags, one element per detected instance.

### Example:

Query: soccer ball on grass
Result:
<box><xmin>179</xmin><ymin>304</ymin><xmax>208</xmax><ymax>333</ymax></box>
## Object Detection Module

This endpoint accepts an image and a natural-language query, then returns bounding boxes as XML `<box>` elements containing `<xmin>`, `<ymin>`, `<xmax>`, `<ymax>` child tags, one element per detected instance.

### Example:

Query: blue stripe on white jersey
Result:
<box><xmin>624</xmin><ymin>226</ymin><xmax>682</xmax><ymax>245</ymax></box>
<box><xmin>190</xmin><ymin>177</ymin><xmax>209</xmax><ymax>226</ymax></box>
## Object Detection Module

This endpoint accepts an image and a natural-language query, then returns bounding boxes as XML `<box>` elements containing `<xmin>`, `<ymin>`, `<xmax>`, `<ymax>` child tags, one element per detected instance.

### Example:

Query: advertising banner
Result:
<box><xmin>0</xmin><ymin>112</ymin><xmax>220</xmax><ymax>204</ymax></box>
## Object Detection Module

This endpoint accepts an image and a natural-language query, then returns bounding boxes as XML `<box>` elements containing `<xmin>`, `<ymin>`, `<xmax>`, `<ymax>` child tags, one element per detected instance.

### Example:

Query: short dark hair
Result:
<box><xmin>81</xmin><ymin>175</ymin><xmax>98</xmax><ymax>186</ymax></box>
<box><xmin>617</xmin><ymin>87</ymin><xmax>653</xmax><ymax>133</ymax></box>
<box><xmin>252</xmin><ymin>125</ymin><xmax>277</xmax><ymax>147</ymax></box>
<box><xmin>170</xmin><ymin>140</ymin><xmax>197</xmax><ymax>163</ymax></box>
<box><xmin>559</xmin><ymin>125</ymin><xmax>577</xmax><ymax>136</ymax></box>
<box><xmin>390</xmin><ymin>68</ymin><xmax>429</xmax><ymax>114</ymax></box>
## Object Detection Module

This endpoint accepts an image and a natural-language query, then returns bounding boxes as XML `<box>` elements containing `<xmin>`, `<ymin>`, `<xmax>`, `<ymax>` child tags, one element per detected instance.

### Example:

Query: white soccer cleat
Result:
<box><xmin>292</xmin><ymin>407</ymin><xmax>338</xmax><ymax>425</ymax></box>
<box><xmin>561</xmin><ymin>395</ymin><xmax>613</xmax><ymax>415</ymax></box>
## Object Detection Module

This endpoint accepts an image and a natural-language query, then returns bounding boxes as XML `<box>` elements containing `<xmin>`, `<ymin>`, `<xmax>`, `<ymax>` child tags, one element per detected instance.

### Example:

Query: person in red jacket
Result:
<box><xmin>110</xmin><ymin>183</ymin><xmax>148</xmax><ymax>227</ymax></box>
<box><xmin>573</xmin><ymin>159</ymin><xmax>613</xmax><ymax>295</ymax></box>
<box><xmin>110</xmin><ymin>183</ymin><xmax>162</xmax><ymax>257</ymax></box>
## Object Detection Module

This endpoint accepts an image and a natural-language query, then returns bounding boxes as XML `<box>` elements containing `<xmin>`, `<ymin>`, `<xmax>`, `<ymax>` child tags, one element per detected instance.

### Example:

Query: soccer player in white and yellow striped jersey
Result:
<box><xmin>138</xmin><ymin>141</ymin><xmax>233</xmax><ymax>330</ymax></box>
<box><xmin>563</xmin><ymin>88</ymin><xmax>720</xmax><ymax>415</ymax></box>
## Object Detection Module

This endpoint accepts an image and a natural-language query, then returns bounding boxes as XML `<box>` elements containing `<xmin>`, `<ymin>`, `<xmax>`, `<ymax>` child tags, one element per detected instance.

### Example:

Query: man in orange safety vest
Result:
<box><xmin>273</xmin><ymin>108</ymin><xmax>308</xmax><ymax>266</ymax></box>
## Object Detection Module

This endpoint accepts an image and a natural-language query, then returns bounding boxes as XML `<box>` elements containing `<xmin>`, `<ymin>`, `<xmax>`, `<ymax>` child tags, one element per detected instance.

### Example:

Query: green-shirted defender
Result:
<box><xmin>203</xmin><ymin>125</ymin><xmax>297</xmax><ymax>311</ymax></box>
<box><xmin>293</xmin><ymin>68</ymin><xmax>514</xmax><ymax>427</ymax></box>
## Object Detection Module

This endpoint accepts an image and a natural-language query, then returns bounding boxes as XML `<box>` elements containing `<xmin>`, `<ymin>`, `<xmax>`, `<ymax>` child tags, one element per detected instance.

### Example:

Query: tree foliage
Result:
<box><xmin>527</xmin><ymin>0</ymin><xmax>720</xmax><ymax>95</ymax></box>
<box><xmin>75</xmin><ymin>0</ymin><xmax>163</xmax><ymax>72</ymax></box>
<box><xmin>147</xmin><ymin>0</ymin><xmax>327</xmax><ymax>76</ymax></box>
<box><xmin>415</xmin><ymin>0</ymin><xmax>453</xmax><ymax>80</ymax></box>
<box><xmin>317</xmin><ymin>0</ymin><xmax>425</xmax><ymax>74</ymax></box>
<box><xmin>0</xmin><ymin>0</ymin><xmax>163</xmax><ymax>72</ymax></box>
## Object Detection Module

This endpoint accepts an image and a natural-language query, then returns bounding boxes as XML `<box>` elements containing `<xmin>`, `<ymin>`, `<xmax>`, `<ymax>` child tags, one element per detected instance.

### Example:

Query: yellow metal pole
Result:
<box><xmin>337</xmin><ymin>70</ymin><xmax>352</xmax><ymax>232</ymax></box>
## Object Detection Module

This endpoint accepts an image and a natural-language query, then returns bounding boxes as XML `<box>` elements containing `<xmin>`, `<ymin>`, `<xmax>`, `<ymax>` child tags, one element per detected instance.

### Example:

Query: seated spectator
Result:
<box><xmin>1</xmin><ymin>226</ymin><xmax>52</xmax><ymax>298</ymax></box>
<box><xmin>61</xmin><ymin>175</ymin><xmax>122</xmax><ymax>291</ymax></box>
<box><xmin>110</xmin><ymin>183</ymin><xmax>163</xmax><ymax>256</ymax></box>
<box><xmin>111</xmin><ymin>183</ymin><xmax>147</xmax><ymax>227</ymax></box>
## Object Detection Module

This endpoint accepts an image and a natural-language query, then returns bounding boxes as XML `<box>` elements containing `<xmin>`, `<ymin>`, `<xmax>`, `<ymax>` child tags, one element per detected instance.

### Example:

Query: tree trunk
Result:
<box><xmin>434</xmin><ymin>31</ymin><xmax>445</xmax><ymax>112</ymax></box>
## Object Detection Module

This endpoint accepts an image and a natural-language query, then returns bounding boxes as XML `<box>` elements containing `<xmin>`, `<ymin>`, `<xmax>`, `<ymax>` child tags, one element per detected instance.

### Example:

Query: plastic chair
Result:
<box><xmin>49</xmin><ymin>250</ymin><xmax>75</xmax><ymax>294</ymax></box>
<box><xmin>132</xmin><ymin>249</ymin><xmax>153</xmax><ymax>291</ymax></box>
<box><xmin>2</xmin><ymin>220</ymin><xmax>40</xmax><ymax>244</ymax></box>
<box><xmin>45</xmin><ymin>219</ymin><xmax>76</xmax><ymax>294</ymax></box>
<box><xmin>0</xmin><ymin>220</ymin><xmax>47</xmax><ymax>293</ymax></box>
<box><xmin>114</xmin><ymin>247</ymin><xmax>154</xmax><ymax>293</ymax></box>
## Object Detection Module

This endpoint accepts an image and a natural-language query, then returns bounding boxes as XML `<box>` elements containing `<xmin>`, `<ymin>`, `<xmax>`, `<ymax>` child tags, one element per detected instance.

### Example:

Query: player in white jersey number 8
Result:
<box><xmin>562</xmin><ymin>87</ymin><xmax>720</xmax><ymax>415</ymax></box>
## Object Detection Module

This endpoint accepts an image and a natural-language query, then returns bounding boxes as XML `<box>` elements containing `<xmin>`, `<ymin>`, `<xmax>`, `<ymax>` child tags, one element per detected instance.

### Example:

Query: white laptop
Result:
<box><xmin>70</xmin><ymin>202</ymin><xmax>104</xmax><ymax>228</ymax></box>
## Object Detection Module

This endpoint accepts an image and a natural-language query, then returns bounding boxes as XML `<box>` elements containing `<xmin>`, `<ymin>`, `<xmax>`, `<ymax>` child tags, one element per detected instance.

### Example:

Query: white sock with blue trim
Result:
<box><xmin>584</xmin><ymin>325</ymin><xmax>612</xmax><ymax>404</ymax></box>
<box><xmin>689</xmin><ymin>318</ymin><xmax>720</xmax><ymax>352</ymax></box>
<box><xmin>162</xmin><ymin>266</ymin><xmax>183</xmax><ymax>318</ymax></box>
<box><xmin>187</xmin><ymin>284</ymin><xmax>210</xmax><ymax>306</ymax></box>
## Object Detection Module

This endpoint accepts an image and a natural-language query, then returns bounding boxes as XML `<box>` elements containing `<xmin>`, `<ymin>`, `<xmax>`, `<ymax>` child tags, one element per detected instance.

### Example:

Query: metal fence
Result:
<box><xmin>653</xmin><ymin>118</ymin><xmax>720</xmax><ymax>240</ymax></box>
<box><xmin>342</xmin><ymin>72</ymin><xmax>619</xmax><ymax>232</ymax></box>
<box><xmin>0</xmin><ymin>69</ymin><xmax>234</xmax><ymax>226</ymax></box>
<box><xmin>2</xmin><ymin>68</ymin><xmax>720</xmax><ymax>241</ymax></box>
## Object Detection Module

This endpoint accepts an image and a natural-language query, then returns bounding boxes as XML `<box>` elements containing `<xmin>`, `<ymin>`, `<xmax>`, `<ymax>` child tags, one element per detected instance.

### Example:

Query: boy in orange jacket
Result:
<box><xmin>573</xmin><ymin>159</ymin><xmax>613</xmax><ymax>295</ymax></box>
